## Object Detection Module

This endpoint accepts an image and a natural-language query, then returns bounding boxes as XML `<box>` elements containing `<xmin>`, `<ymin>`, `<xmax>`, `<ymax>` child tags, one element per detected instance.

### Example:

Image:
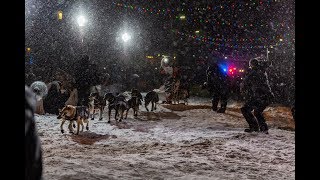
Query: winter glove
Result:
<box><xmin>201</xmin><ymin>82</ymin><xmax>208</xmax><ymax>89</ymax></box>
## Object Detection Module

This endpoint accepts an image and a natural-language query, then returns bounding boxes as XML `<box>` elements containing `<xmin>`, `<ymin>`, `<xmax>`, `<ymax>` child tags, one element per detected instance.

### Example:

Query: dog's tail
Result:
<box><xmin>116</xmin><ymin>101</ymin><xmax>128</xmax><ymax>118</ymax></box>
<box><xmin>116</xmin><ymin>101</ymin><xmax>127</xmax><ymax>110</ymax></box>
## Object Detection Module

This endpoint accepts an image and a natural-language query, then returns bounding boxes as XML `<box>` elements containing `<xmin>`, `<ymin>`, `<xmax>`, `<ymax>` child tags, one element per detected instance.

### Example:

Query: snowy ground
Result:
<box><xmin>35</xmin><ymin>96</ymin><xmax>295</xmax><ymax>180</ymax></box>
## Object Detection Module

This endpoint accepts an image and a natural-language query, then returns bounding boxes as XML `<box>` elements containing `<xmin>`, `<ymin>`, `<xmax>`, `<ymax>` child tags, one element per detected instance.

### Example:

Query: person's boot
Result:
<box><xmin>211</xmin><ymin>98</ymin><xmax>219</xmax><ymax>112</ymax></box>
<box><xmin>253</xmin><ymin>110</ymin><xmax>269</xmax><ymax>134</ymax></box>
<box><xmin>217</xmin><ymin>107</ymin><xmax>226</xmax><ymax>113</ymax></box>
<box><xmin>259</xmin><ymin>124</ymin><xmax>269</xmax><ymax>134</ymax></box>
<box><xmin>219</xmin><ymin>99</ymin><xmax>227</xmax><ymax>113</ymax></box>
<box><xmin>212</xmin><ymin>106</ymin><xmax>218</xmax><ymax>111</ymax></box>
<box><xmin>244</xmin><ymin>125</ymin><xmax>259</xmax><ymax>133</ymax></box>
<box><xmin>241</xmin><ymin>106</ymin><xmax>259</xmax><ymax>133</ymax></box>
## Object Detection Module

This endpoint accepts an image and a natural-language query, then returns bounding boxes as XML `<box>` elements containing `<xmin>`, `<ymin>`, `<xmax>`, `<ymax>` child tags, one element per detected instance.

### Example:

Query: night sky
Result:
<box><xmin>25</xmin><ymin>0</ymin><xmax>295</xmax><ymax>105</ymax></box>
<box><xmin>25</xmin><ymin>0</ymin><xmax>294</xmax><ymax>64</ymax></box>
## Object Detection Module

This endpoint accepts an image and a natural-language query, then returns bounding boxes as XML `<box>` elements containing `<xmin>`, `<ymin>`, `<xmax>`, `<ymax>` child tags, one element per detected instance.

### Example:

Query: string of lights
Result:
<box><xmin>112</xmin><ymin>1</ymin><xmax>288</xmax><ymax>30</ymax></box>
<box><xmin>112</xmin><ymin>1</ymin><xmax>294</xmax><ymax>48</ymax></box>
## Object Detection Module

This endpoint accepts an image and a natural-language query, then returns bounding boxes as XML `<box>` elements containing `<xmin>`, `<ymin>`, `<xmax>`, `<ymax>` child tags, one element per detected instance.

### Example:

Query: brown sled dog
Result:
<box><xmin>88</xmin><ymin>92</ymin><xmax>106</xmax><ymax>120</ymax></box>
<box><xmin>57</xmin><ymin>105</ymin><xmax>90</xmax><ymax>135</ymax></box>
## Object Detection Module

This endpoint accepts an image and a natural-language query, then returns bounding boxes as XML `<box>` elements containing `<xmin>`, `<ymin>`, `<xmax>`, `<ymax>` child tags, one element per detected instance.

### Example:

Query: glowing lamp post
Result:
<box><xmin>57</xmin><ymin>11</ymin><xmax>63</xmax><ymax>20</ymax></box>
<box><xmin>163</xmin><ymin>57</ymin><xmax>169</xmax><ymax>63</ymax></box>
<box><xmin>179</xmin><ymin>15</ymin><xmax>186</xmax><ymax>20</ymax></box>
<box><xmin>77</xmin><ymin>15</ymin><xmax>87</xmax><ymax>27</ymax></box>
<box><xmin>121</xmin><ymin>32</ymin><xmax>131</xmax><ymax>43</ymax></box>
<box><xmin>77</xmin><ymin>15</ymin><xmax>88</xmax><ymax>51</ymax></box>
<box><xmin>119</xmin><ymin>31</ymin><xmax>133</xmax><ymax>60</ymax></box>
<box><xmin>76</xmin><ymin>15</ymin><xmax>87</xmax><ymax>52</ymax></box>
<box><xmin>26</xmin><ymin>47</ymin><xmax>33</xmax><ymax>64</ymax></box>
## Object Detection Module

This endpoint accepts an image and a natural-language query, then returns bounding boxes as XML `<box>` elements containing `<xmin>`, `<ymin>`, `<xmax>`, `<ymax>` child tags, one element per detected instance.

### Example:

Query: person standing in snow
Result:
<box><xmin>204</xmin><ymin>62</ymin><xmax>230</xmax><ymax>113</ymax></box>
<box><xmin>43</xmin><ymin>82</ymin><xmax>61</xmax><ymax>115</ymax></box>
<box><xmin>240</xmin><ymin>59</ymin><xmax>274</xmax><ymax>134</ymax></box>
<box><xmin>160</xmin><ymin>56</ymin><xmax>176</xmax><ymax>104</ymax></box>
<box><xmin>25</xmin><ymin>86</ymin><xmax>43</xmax><ymax>180</ymax></box>
<box><xmin>73</xmin><ymin>55</ymin><xmax>100</xmax><ymax>107</ymax></box>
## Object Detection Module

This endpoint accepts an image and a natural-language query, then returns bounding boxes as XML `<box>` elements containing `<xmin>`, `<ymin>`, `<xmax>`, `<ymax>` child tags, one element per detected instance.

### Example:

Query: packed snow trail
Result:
<box><xmin>35</xmin><ymin>99</ymin><xmax>294</xmax><ymax>180</ymax></box>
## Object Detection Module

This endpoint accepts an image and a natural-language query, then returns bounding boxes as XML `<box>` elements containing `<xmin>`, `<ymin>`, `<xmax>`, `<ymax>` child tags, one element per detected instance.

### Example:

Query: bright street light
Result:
<box><xmin>179</xmin><ymin>15</ymin><xmax>186</xmax><ymax>20</ymax></box>
<box><xmin>121</xmin><ymin>32</ymin><xmax>131</xmax><ymax>43</ymax></box>
<box><xmin>57</xmin><ymin>11</ymin><xmax>63</xmax><ymax>20</ymax></box>
<box><xmin>77</xmin><ymin>15</ymin><xmax>87</xmax><ymax>27</ymax></box>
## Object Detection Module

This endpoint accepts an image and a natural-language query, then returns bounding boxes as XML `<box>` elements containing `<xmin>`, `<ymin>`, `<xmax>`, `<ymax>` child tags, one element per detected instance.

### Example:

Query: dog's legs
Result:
<box><xmin>175</xmin><ymin>93</ymin><xmax>178</xmax><ymax>104</ymax></box>
<box><xmin>154</xmin><ymin>101</ymin><xmax>157</xmax><ymax>110</ymax></box>
<box><xmin>183</xmin><ymin>90</ymin><xmax>188</xmax><ymax>105</ymax></box>
<box><xmin>68</xmin><ymin>121</ymin><xmax>74</xmax><ymax>134</ymax></box>
<box><xmin>119</xmin><ymin>109</ymin><xmax>123</xmax><ymax>122</ymax></box>
<box><xmin>72</xmin><ymin>121</ymin><xmax>76</xmax><ymax>128</ymax></box>
<box><xmin>108</xmin><ymin>109</ymin><xmax>111</xmax><ymax>123</ymax></box>
<box><xmin>115</xmin><ymin>109</ymin><xmax>119</xmax><ymax>121</ymax></box>
<box><xmin>172</xmin><ymin>94</ymin><xmax>175</xmax><ymax>104</ymax></box>
<box><xmin>134</xmin><ymin>107</ymin><xmax>138</xmax><ymax>117</ymax></box>
<box><xmin>145</xmin><ymin>102</ymin><xmax>149</xmax><ymax>112</ymax></box>
<box><xmin>176</xmin><ymin>92</ymin><xmax>179</xmax><ymax>104</ymax></box>
<box><xmin>60</xmin><ymin>119</ymin><xmax>66</xmax><ymax>134</ymax></box>
<box><xmin>89</xmin><ymin>101</ymin><xmax>95</xmax><ymax>120</ymax></box>
<box><xmin>80</xmin><ymin>119</ymin><xmax>84</xmax><ymax>132</ymax></box>
<box><xmin>76</xmin><ymin>117</ymin><xmax>81</xmax><ymax>135</ymax></box>
<box><xmin>125</xmin><ymin>108</ymin><xmax>129</xmax><ymax>119</ymax></box>
<box><xmin>171</xmin><ymin>93</ymin><xmax>174</xmax><ymax>105</ymax></box>
<box><xmin>86</xmin><ymin>120</ymin><xmax>89</xmax><ymax>130</ymax></box>
<box><xmin>90</xmin><ymin>106</ymin><xmax>95</xmax><ymax>120</ymax></box>
<box><xmin>135</xmin><ymin>98</ymin><xmax>139</xmax><ymax>117</ymax></box>
<box><xmin>99</xmin><ymin>107</ymin><xmax>104</xmax><ymax>120</ymax></box>
<box><xmin>91</xmin><ymin>110</ymin><xmax>95</xmax><ymax>120</ymax></box>
<box><xmin>151</xmin><ymin>102</ymin><xmax>154</xmax><ymax>111</ymax></box>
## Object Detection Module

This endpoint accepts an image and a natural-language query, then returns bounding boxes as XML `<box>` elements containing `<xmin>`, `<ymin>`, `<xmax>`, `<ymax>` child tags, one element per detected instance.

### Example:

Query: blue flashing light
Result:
<box><xmin>218</xmin><ymin>63</ymin><xmax>228</xmax><ymax>75</ymax></box>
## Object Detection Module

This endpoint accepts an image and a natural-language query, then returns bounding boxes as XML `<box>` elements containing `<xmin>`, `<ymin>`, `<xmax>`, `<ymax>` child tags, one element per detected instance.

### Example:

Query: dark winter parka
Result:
<box><xmin>43</xmin><ymin>83</ymin><xmax>60</xmax><ymax>115</ymax></box>
<box><xmin>240</xmin><ymin>62</ymin><xmax>274</xmax><ymax>103</ymax></box>
<box><xmin>74</xmin><ymin>56</ymin><xmax>101</xmax><ymax>89</ymax></box>
<box><xmin>25</xmin><ymin>86</ymin><xmax>43</xmax><ymax>180</ymax></box>
<box><xmin>206</xmin><ymin>63</ymin><xmax>229</xmax><ymax>94</ymax></box>
<box><xmin>74</xmin><ymin>56</ymin><xmax>92</xmax><ymax>90</ymax></box>
<box><xmin>73</xmin><ymin>55</ymin><xmax>101</xmax><ymax>106</ymax></box>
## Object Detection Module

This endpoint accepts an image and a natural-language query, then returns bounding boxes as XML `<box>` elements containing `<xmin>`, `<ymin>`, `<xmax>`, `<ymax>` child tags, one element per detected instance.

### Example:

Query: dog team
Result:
<box><xmin>58</xmin><ymin>89</ymin><xmax>160</xmax><ymax>135</ymax></box>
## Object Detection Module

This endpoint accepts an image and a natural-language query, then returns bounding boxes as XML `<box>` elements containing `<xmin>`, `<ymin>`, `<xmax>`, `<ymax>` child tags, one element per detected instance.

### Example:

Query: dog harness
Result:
<box><xmin>64</xmin><ymin>106</ymin><xmax>89</xmax><ymax>120</ymax></box>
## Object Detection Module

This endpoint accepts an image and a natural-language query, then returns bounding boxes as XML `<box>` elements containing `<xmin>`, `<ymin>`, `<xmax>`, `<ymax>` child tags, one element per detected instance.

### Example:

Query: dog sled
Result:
<box><xmin>164</xmin><ymin>78</ymin><xmax>189</xmax><ymax>105</ymax></box>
